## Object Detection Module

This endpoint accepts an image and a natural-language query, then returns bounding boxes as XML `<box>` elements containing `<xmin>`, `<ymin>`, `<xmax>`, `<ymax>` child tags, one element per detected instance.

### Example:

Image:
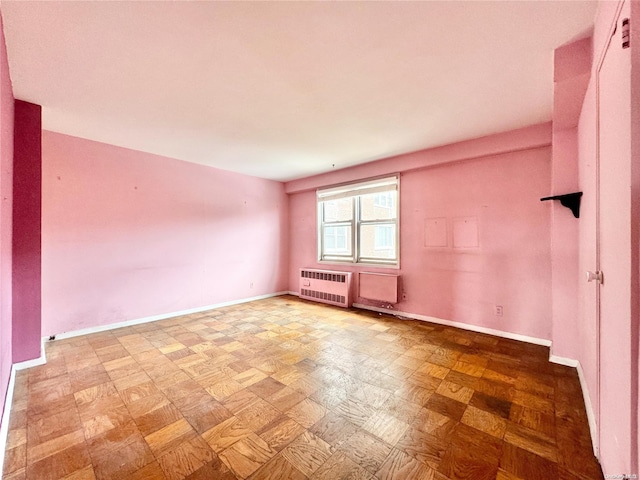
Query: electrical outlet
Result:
<box><xmin>495</xmin><ymin>305</ymin><xmax>503</xmax><ymax>316</ymax></box>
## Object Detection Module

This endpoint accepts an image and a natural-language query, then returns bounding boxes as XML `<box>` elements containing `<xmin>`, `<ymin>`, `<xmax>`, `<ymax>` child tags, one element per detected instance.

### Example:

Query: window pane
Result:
<box><xmin>323</xmin><ymin>225</ymin><xmax>352</xmax><ymax>255</ymax></box>
<box><xmin>323</xmin><ymin>198</ymin><xmax>353</xmax><ymax>222</ymax></box>
<box><xmin>360</xmin><ymin>224</ymin><xmax>396</xmax><ymax>259</ymax></box>
<box><xmin>361</xmin><ymin>192</ymin><xmax>397</xmax><ymax>221</ymax></box>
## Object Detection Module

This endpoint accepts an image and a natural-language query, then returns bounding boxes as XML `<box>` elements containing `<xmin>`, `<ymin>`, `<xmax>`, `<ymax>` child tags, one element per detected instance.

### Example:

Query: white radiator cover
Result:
<box><xmin>299</xmin><ymin>268</ymin><xmax>353</xmax><ymax>308</ymax></box>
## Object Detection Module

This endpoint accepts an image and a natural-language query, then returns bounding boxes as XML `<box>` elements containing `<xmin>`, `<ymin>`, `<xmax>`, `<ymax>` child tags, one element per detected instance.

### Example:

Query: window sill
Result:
<box><xmin>318</xmin><ymin>259</ymin><xmax>400</xmax><ymax>270</ymax></box>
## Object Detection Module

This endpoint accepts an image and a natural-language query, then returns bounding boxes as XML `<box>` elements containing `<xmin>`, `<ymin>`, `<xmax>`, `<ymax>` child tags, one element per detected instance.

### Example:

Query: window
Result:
<box><xmin>374</xmin><ymin>225</ymin><xmax>394</xmax><ymax>250</ymax></box>
<box><xmin>317</xmin><ymin>175</ymin><xmax>399</xmax><ymax>265</ymax></box>
<box><xmin>373</xmin><ymin>192</ymin><xmax>395</xmax><ymax>209</ymax></box>
<box><xmin>323</xmin><ymin>225</ymin><xmax>349</xmax><ymax>254</ymax></box>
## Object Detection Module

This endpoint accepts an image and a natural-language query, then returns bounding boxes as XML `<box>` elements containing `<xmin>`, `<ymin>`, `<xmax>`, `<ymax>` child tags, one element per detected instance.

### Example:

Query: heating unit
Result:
<box><xmin>299</xmin><ymin>268</ymin><xmax>353</xmax><ymax>308</ymax></box>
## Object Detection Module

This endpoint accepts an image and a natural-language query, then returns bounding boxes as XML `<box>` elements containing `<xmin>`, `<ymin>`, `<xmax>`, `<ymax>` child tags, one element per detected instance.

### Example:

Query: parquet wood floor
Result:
<box><xmin>3</xmin><ymin>296</ymin><xmax>603</xmax><ymax>480</ymax></box>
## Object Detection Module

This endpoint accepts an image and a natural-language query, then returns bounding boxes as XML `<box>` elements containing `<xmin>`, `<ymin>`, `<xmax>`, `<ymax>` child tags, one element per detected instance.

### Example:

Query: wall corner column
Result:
<box><xmin>12</xmin><ymin>99</ymin><xmax>41</xmax><ymax>363</ymax></box>
<box><xmin>550</xmin><ymin>36</ymin><xmax>592</xmax><ymax>359</ymax></box>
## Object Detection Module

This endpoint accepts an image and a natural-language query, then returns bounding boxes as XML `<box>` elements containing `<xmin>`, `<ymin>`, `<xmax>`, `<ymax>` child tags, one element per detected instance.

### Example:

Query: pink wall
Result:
<box><xmin>553</xmin><ymin>37</ymin><xmax>592</xmax><ymax>131</ymax></box>
<box><xmin>0</xmin><ymin>9</ymin><xmax>13</xmax><ymax>419</ymax></box>
<box><xmin>288</xmin><ymin>131</ymin><xmax>553</xmax><ymax>341</ymax></box>
<box><xmin>627</xmin><ymin>0</ymin><xmax>639</xmax><ymax>472</ymax></box>
<box><xmin>550</xmin><ymin>36</ymin><xmax>591</xmax><ymax>361</ymax></box>
<box><xmin>576</xmin><ymin>0</ymin><xmax>638</xmax><ymax>473</ymax></box>
<box><xmin>41</xmin><ymin>131</ymin><xmax>289</xmax><ymax>336</ymax></box>
<box><xmin>286</xmin><ymin>123</ymin><xmax>551</xmax><ymax>194</ymax></box>
<box><xmin>549</xmin><ymin>128</ymin><xmax>580</xmax><ymax>360</ymax></box>
<box><xmin>12</xmin><ymin>100</ymin><xmax>41</xmax><ymax>363</ymax></box>
<box><xmin>632</xmin><ymin>1</ymin><xmax>640</xmax><ymax>467</ymax></box>
<box><xmin>577</xmin><ymin>58</ymin><xmax>600</xmax><ymax>452</ymax></box>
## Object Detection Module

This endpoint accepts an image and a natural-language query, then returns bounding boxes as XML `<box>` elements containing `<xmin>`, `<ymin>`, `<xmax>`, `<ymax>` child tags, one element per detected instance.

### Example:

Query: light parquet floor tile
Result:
<box><xmin>2</xmin><ymin>296</ymin><xmax>602</xmax><ymax>480</ymax></box>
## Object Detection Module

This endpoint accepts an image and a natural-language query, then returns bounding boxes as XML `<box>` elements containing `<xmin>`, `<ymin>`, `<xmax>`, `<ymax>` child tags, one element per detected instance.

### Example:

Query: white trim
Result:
<box><xmin>317</xmin><ymin>175</ymin><xmax>399</xmax><ymax>201</ymax></box>
<box><xmin>0</xmin><ymin>292</ymin><xmax>290</xmax><ymax>474</ymax></box>
<box><xmin>317</xmin><ymin>260</ymin><xmax>400</xmax><ymax>270</ymax></box>
<box><xmin>1</xmin><ymin>339</ymin><xmax>47</xmax><ymax>475</ymax></box>
<box><xmin>352</xmin><ymin>303</ymin><xmax>552</xmax><ymax>346</ymax></box>
<box><xmin>549</xmin><ymin>354</ymin><xmax>579</xmax><ymax>367</ymax></box>
<box><xmin>549</xmin><ymin>355</ymin><xmax>598</xmax><ymax>455</ymax></box>
<box><xmin>576</xmin><ymin>360</ymin><xmax>599</xmax><ymax>457</ymax></box>
<box><xmin>355</xmin><ymin>303</ymin><xmax>599</xmax><ymax>456</ymax></box>
<box><xmin>317</xmin><ymin>175</ymin><xmax>400</xmax><ymax>269</ymax></box>
<box><xmin>0</xmin><ymin>365</ymin><xmax>16</xmax><ymax>478</ymax></box>
<box><xmin>0</xmin><ymin>293</ymin><xmax>599</xmax><ymax>470</ymax></box>
<box><xmin>50</xmin><ymin>292</ymin><xmax>289</xmax><ymax>341</ymax></box>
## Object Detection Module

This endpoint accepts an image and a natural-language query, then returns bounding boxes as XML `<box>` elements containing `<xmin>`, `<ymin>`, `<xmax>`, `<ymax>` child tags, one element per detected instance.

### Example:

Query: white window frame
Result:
<box><xmin>317</xmin><ymin>175</ymin><xmax>399</xmax><ymax>266</ymax></box>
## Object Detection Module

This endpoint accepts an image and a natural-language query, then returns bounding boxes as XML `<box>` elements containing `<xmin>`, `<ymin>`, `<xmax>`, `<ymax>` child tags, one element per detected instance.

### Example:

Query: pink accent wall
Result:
<box><xmin>0</xmin><ymin>9</ymin><xmax>13</xmax><ymax>418</ymax></box>
<box><xmin>12</xmin><ymin>100</ymin><xmax>41</xmax><ymax>363</ymax></box>
<box><xmin>41</xmin><ymin>131</ymin><xmax>289</xmax><ymax>336</ymax></box>
<box><xmin>288</xmin><ymin>131</ymin><xmax>553</xmax><ymax>341</ymax></box>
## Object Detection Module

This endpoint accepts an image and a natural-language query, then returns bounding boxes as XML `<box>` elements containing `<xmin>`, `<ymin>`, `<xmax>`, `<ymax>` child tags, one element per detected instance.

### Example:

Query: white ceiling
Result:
<box><xmin>1</xmin><ymin>1</ymin><xmax>596</xmax><ymax>182</ymax></box>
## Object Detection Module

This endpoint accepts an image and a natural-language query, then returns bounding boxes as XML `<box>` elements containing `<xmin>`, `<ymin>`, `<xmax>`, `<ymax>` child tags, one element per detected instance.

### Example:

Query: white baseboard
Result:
<box><xmin>549</xmin><ymin>354</ymin><xmax>579</xmax><ymax>367</ymax></box>
<box><xmin>549</xmin><ymin>354</ymin><xmax>598</xmax><ymax>456</ymax></box>
<box><xmin>355</xmin><ymin>302</ymin><xmax>599</xmax><ymax>457</ymax></box>
<box><xmin>0</xmin><ymin>365</ymin><xmax>16</xmax><ymax>478</ymax></box>
<box><xmin>50</xmin><ymin>291</ymin><xmax>289</xmax><ymax>341</ymax></box>
<box><xmin>576</xmin><ymin>360</ymin><xmax>599</xmax><ymax>457</ymax></box>
<box><xmin>352</xmin><ymin>303</ymin><xmax>552</xmax><ymax>347</ymax></box>
<box><xmin>1</xmin><ymin>293</ymin><xmax>599</xmax><ymax>470</ymax></box>
<box><xmin>0</xmin><ymin>292</ymin><xmax>290</xmax><ymax>470</ymax></box>
<box><xmin>0</xmin><ymin>337</ymin><xmax>47</xmax><ymax>475</ymax></box>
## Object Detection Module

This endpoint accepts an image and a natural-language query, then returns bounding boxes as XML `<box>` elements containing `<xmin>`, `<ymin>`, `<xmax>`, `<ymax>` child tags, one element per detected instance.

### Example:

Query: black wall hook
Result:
<box><xmin>540</xmin><ymin>192</ymin><xmax>583</xmax><ymax>218</ymax></box>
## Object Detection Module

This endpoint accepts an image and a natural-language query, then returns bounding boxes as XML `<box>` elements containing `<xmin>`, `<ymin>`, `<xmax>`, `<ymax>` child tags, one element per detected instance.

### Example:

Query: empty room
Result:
<box><xmin>0</xmin><ymin>1</ymin><xmax>637</xmax><ymax>479</ymax></box>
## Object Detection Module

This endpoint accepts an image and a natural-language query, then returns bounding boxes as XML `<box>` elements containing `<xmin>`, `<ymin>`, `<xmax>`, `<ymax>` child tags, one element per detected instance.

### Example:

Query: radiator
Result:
<box><xmin>359</xmin><ymin>272</ymin><xmax>399</xmax><ymax>304</ymax></box>
<box><xmin>299</xmin><ymin>268</ymin><xmax>353</xmax><ymax>308</ymax></box>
